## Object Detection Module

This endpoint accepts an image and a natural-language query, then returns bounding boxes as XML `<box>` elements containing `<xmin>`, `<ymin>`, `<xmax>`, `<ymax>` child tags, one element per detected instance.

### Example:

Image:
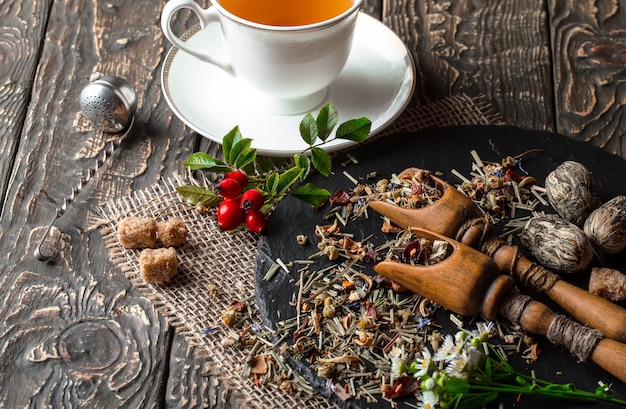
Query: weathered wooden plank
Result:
<box><xmin>549</xmin><ymin>0</ymin><xmax>626</xmax><ymax>158</ymax></box>
<box><xmin>0</xmin><ymin>0</ymin><xmax>52</xmax><ymax>204</ymax></box>
<box><xmin>382</xmin><ymin>0</ymin><xmax>555</xmax><ymax>132</ymax></box>
<box><xmin>0</xmin><ymin>0</ymin><xmax>212</xmax><ymax>407</ymax></box>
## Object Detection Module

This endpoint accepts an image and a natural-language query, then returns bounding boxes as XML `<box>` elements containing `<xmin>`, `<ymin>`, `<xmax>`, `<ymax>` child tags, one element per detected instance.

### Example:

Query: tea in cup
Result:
<box><xmin>161</xmin><ymin>0</ymin><xmax>363</xmax><ymax>114</ymax></box>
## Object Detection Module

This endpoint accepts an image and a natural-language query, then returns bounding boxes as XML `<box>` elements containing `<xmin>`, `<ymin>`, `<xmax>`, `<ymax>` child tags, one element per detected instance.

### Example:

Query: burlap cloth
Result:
<box><xmin>99</xmin><ymin>95</ymin><xmax>504</xmax><ymax>408</ymax></box>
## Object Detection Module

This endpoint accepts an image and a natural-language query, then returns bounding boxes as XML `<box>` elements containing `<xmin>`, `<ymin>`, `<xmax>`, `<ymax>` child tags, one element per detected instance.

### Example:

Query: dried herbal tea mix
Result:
<box><xmin>209</xmin><ymin>151</ymin><xmax>626</xmax><ymax>408</ymax></box>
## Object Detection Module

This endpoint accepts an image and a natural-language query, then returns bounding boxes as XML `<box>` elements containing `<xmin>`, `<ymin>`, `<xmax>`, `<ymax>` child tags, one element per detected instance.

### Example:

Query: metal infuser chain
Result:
<box><xmin>34</xmin><ymin>121</ymin><xmax>135</xmax><ymax>262</ymax></box>
<box><xmin>53</xmin><ymin>137</ymin><xmax>122</xmax><ymax>220</ymax></box>
<box><xmin>34</xmin><ymin>75</ymin><xmax>137</xmax><ymax>262</ymax></box>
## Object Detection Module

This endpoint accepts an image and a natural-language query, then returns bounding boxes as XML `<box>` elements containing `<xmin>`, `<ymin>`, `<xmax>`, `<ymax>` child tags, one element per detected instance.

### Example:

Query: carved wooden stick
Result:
<box><xmin>374</xmin><ymin>228</ymin><xmax>626</xmax><ymax>383</ymax></box>
<box><xmin>369</xmin><ymin>167</ymin><xmax>626</xmax><ymax>344</ymax></box>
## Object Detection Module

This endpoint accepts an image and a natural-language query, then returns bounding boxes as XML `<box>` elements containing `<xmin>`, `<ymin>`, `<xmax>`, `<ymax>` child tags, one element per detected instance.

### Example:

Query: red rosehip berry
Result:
<box><xmin>217</xmin><ymin>198</ymin><xmax>245</xmax><ymax>231</ymax></box>
<box><xmin>225</xmin><ymin>171</ymin><xmax>248</xmax><ymax>189</ymax></box>
<box><xmin>241</xmin><ymin>189</ymin><xmax>264</xmax><ymax>211</ymax></box>
<box><xmin>217</xmin><ymin>178</ymin><xmax>242</xmax><ymax>199</ymax></box>
<box><xmin>245</xmin><ymin>209</ymin><xmax>267</xmax><ymax>235</ymax></box>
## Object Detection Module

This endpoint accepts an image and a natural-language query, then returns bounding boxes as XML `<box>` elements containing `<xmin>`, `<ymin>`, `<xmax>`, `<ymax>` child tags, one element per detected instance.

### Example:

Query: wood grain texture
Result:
<box><xmin>0</xmin><ymin>0</ymin><xmax>211</xmax><ymax>407</ymax></box>
<box><xmin>382</xmin><ymin>0</ymin><xmax>555</xmax><ymax>131</ymax></box>
<box><xmin>0</xmin><ymin>0</ymin><xmax>52</xmax><ymax>203</ymax></box>
<box><xmin>549</xmin><ymin>0</ymin><xmax>626</xmax><ymax>158</ymax></box>
<box><xmin>3</xmin><ymin>0</ymin><xmax>626</xmax><ymax>407</ymax></box>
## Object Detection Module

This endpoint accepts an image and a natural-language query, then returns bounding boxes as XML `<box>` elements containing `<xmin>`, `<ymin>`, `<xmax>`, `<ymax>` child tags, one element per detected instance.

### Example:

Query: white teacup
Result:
<box><xmin>161</xmin><ymin>0</ymin><xmax>363</xmax><ymax>114</ymax></box>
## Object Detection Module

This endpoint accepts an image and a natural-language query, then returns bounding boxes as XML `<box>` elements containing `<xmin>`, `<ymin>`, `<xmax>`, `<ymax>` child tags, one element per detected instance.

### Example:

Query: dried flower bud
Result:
<box><xmin>279</xmin><ymin>380</ymin><xmax>296</xmax><ymax>394</ymax></box>
<box><xmin>520</xmin><ymin>214</ymin><xmax>593</xmax><ymax>274</ymax></box>
<box><xmin>544</xmin><ymin>161</ymin><xmax>601</xmax><ymax>225</ymax></box>
<box><xmin>221</xmin><ymin>308</ymin><xmax>238</xmax><ymax>327</ymax></box>
<box><xmin>322</xmin><ymin>297</ymin><xmax>335</xmax><ymax>318</ymax></box>
<box><xmin>317</xmin><ymin>363</ymin><xmax>336</xmax><ymax>378</ymax></box>
<box><xmin>583</xmin><ymin>195</ymin><xmax>626</xmax><ymax>255</ymax></box>
<box><xmin>348</xmin><ymin>290</ymin><xmax>362</xmax><ymax>302</ymax></box>
<box><xmin>325</xmin><ymin>246</ymin><xmax>340</xmax><ymax>261</ymax></box>
<box><xmin>354</xmin><ymin>330</ymin><xmax>375</xmax><ymax>347</ymax></box>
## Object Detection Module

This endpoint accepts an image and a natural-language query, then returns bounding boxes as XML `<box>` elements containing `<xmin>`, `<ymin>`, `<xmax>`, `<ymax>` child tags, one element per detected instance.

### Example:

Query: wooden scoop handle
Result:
<box><xmin>484</xmin><ymin>238</ymin><xmax>626</xmax><ymax>345</ymax></box>
<box><xmin>501</xmin><ymin>291</ymin><xmax>626</xmax><ymax>384</ymax></box>
<box><xmin>368</xmin><ymin>167</ymin><xmax>626</xmax><ymax>344</ymax></box>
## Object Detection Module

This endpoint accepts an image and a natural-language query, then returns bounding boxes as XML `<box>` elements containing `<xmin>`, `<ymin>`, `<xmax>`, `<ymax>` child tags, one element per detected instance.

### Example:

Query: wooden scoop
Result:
<box><xmin>374</xmin><ymin>228</ymin><xmax>626</xmax><ymax>384</ymax></box>
<box><xmin>369</xmin><ymin>167</ymin><xmax>626</xmax><ymax>344</ymax></box>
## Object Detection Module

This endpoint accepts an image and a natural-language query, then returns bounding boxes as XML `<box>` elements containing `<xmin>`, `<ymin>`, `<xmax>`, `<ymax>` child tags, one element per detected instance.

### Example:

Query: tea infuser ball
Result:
<box><xmin>79</xmin><ymin>75</ymin><xmax>137</xmax><ymax>133</ymax></box>
<box><xmin>34</xmin><ymin>75</ymin><xmax>138</xmax><ymax>262</ymax></box>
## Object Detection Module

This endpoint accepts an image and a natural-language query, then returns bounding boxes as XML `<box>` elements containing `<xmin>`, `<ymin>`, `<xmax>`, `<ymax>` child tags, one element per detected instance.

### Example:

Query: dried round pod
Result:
<box><xmin>544</xmin><ymin>161</ymin><xmax>601</xmax><ymax>226</ymax></box>
<box><xmin>519</xmin><ymin>214</ymin><xmax>593</xmax><ymax>274</ymax></box>
<box><xmin>583</xmin><ymin>195</ymin><xmax>626</xmax><ymax>255</ymax></box>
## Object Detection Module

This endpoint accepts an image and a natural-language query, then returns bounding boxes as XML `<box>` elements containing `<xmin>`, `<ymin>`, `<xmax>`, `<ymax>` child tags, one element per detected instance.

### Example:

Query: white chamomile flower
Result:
<box><xmin>418</xmin><ymin>389</ymin><xmax>439</xmax><ymax>409</ymax></box>
<box><xmin>445</xmin><ymin>349</ymin><xmax>472</xmax><ymax>380</ymax></box>
<box><xmin>433</xmin><ymin>334</ymin><xmax>459</xmax><ymax>363</ymax></box>
<box><xmin>414</xmin><ymin>347</ymin><xmax>432</xmax><ymax>378</ymax></box>
<box><xmin>473</xmin><ymin>321</ymin><xmax>495</xmax><ymax>342</ymax></box>
<box><xmin>391</xmin><ymin>356</ymin><xmax>407</xmax><ymax>381</ymax></box>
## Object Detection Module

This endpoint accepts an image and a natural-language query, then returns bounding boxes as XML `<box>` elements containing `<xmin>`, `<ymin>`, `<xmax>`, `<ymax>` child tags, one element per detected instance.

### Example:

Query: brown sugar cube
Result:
<box><xmin>157</xmin><ymin>218</ymin><xmax>188</xmax><ymax>247</ymax></box>
<box><xmin>139</xmin><ymin>247</ymin><xmax>178</xmax><ymax>284</ymax></box>
<box><xmin>589</xmin><ymin>267</ymin><xmax>626</xmax><ymax>302</ymax></box>
<box><xmin>118</xmin><ymin>217</ymin><xmax>157</xmax><ymax>249</ymax></box>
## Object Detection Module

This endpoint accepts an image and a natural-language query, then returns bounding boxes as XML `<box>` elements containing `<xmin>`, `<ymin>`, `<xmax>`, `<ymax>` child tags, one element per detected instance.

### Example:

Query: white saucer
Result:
<box><xmin>162</xmin><ymin>13</ymin><xmax>415</xmax><ymax>157</ymax></box>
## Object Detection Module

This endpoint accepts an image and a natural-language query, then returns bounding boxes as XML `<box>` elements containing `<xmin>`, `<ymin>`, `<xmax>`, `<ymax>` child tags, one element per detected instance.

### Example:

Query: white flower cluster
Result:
<box><xmin>390</xmin><ymin>322</ymin><xmax>495</xmax><ymax>408</ymax></box>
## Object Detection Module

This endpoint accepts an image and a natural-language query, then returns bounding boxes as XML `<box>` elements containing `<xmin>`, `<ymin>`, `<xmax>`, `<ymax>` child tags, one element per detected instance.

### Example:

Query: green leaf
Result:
<box><xmin>311</xmin><ymin>147</ymin><xmax>332</xmax><ymax>177</ymax></box>
<box><xmin>316</xmin><ymin>103</ymin><xmax>338</xmax><ymax>142</ymax></box>
<box><xmin>184</xmin><ymin>152</ymin><xmax>230</xmax><ymax>172</ymax></box>
<box><xmin>299</xmin><ymin>113</ymin><xmax>318</xmax><ymax>145</ymax></box>
<box><xmin>336</xmin><ymin>117</ymin><xmax>372</xmax><ymax>142</ymax></box>
<box><xmin>294</xmin><ymin>154</ymin><xmax>311</xmax><ymax>180</ymax></box>
<box><xmin>228</xmin><ymin>138</ymin><xmax>253</xmax><ymax>167</ymax></box>
<box><xmin>222</xmin><ymin>126</ymin><xmax>243</xmax><ymax>164</ymax></box>
<box><xmin>255</xmin><ymin>156</ymin><xmax>289</xmax><ymax>174</ymax></box>
<box><xmin>456</xmin><ymin>392</ymin><xmax>499</xmax><ymax>409</ymax></box>
<box><xmin>290</xmin><ymin>183</ymin><xmax>331</xmax><ymax>208</ymax></box>
<box><xmin>265</xmin><ymin>172</ymin><xmax>280</xmax><ymax>195</ymax></box>
<box><xmin>484</xmin><ymin>357</ymin><xmax>492</xmax><ymax>378</ymax></box>
<box><xmin>234</xmin><ymin>145</ymin><xmax>257</xmax><ymax>169</ymax></box>
<box><xmin>276</xmin><ymin>166</ymin><xmax>304</xmax><ymax>196</ymax></box>
<box><xmin>445</xmin><ymin>378</ymin><xmax>471</xmax><ymax>394</ymax></box>
<box><xmin>175</xmin><ymin>185</ymin><xmax>222</xmax><ymax>207</ymax></box>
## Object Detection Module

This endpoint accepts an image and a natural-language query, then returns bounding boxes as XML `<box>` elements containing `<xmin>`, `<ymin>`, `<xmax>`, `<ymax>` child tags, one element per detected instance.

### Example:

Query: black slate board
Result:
<box><xmin>253</xmin><ymin>125</ymin><xmax>626</xmax><ymax>409</ymax></box>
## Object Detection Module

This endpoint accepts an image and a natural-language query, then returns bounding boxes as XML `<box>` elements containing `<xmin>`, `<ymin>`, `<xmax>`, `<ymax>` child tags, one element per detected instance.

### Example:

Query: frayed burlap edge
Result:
<box><xmin>99</xmin><ymin>95</ymin><xmax>503</xmax><ymax>408</ymax></box>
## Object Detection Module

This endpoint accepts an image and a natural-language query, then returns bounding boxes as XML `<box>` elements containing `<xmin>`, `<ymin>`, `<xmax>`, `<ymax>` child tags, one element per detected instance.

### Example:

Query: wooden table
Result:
<box><xmin>1</xmin><ymin>0</ymin><xmax>625</xmax><ymax>407</ymax></box>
